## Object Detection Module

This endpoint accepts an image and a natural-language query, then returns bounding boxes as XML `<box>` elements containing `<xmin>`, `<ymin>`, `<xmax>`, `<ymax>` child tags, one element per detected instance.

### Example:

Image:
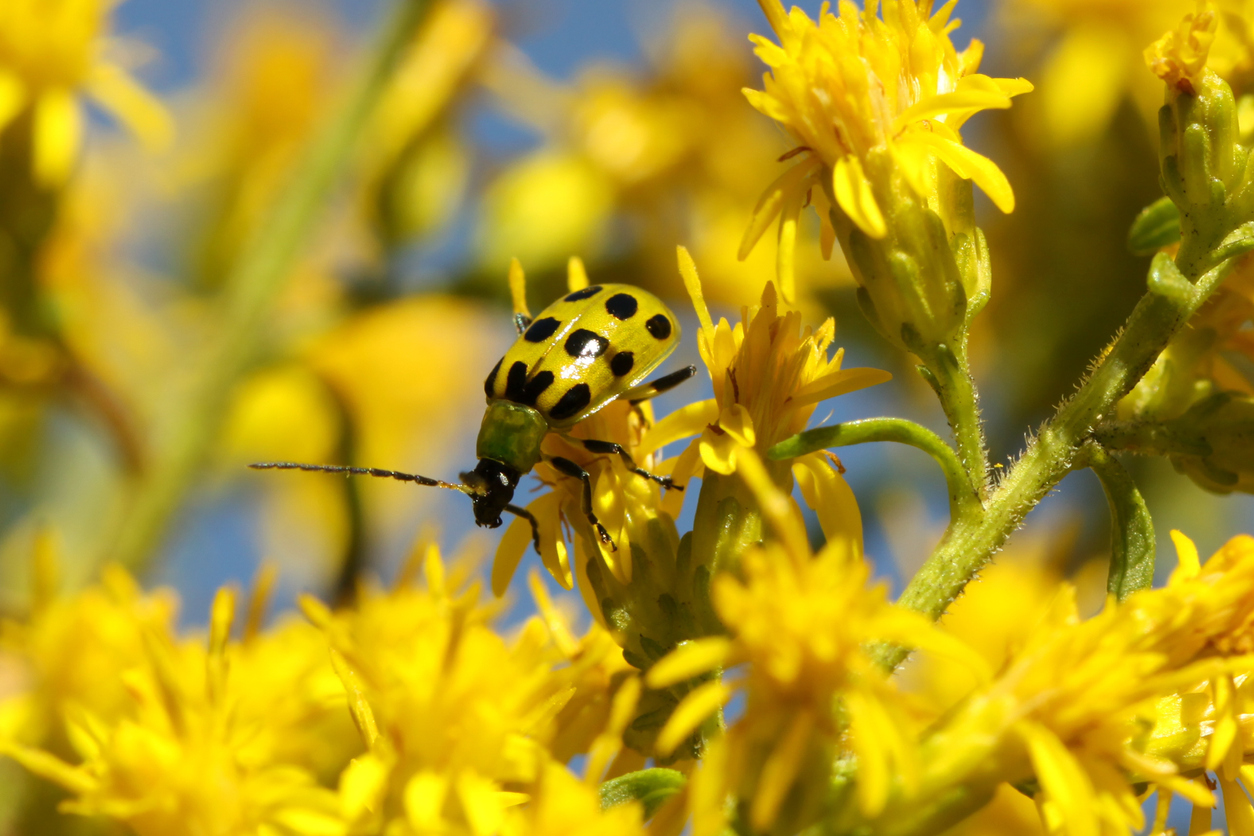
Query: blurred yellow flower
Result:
<box><xmin>893</xmin><ymin>532</ymin><xmax>1254</xmax><ymax>836</ymax></box>
<box><xmin>740</xmin><ymin>0</ymin><xmax>1030</xmax><ymax>297</ymax></box>
<box><xmin>303</xmin><ymin>542</ymin><xmax>632</xmax><ymax>835</ymax></box>
<box><xmin>479</xmin><ymin>4</ymin><xmax>840</xmax><ymax>307</ymax></box>
<box><xmin>2</xmin><ymin>578</ymin><xmax>351</xmax><ymax>836</ymax></box>
<box><xmin>0</xmin><ymin>0</ymin><xmax>171</xmax><ymax>185</ymax></box>
<box><xmin>501</xmin><ymin>761</ymin><xmax>646</xmax><ymax>836</ymax></box>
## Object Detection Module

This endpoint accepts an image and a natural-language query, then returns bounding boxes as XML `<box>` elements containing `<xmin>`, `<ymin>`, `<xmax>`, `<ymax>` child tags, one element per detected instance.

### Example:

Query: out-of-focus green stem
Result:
<box><xmin>109</xmin><ymin>0</ymin><xmax>432</xmax><ymax>572</ymax></box>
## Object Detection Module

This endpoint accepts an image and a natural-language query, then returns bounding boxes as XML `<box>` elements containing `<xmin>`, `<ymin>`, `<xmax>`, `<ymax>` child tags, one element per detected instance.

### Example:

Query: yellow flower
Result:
<box><xmin>0</xmin><ymin>0</ymin><xmax>172</xmax><ymax>185</ymax></box>
<box><xmin>304</xmin><ymin>541</ymin><xmax>627</xmax><ymax>835</ymax></box>
<box><xmin>0</xmin><ymin>557</ymin><xmax>177</xmax><ymax>743</ymax></box>
<box><xmin>647</xmin><ymin>452</ymin><xmax>984</xmax><ymax>834</ymax></box>
<box><xmin>873</xmin><ymin>532</ymin><xmax>1254</xmax><ymax>836</ymax></box>
<box><xmin>2</xmin><ymin>575</ymin><xmax>349</xmax><ymax>836</ymax></box>
<box><xmin>740</xmin><ymin>0</ymin><xmax>1031</xmax><ymax>298</ymax></box>
<box><xmin>1145</xmin><ymin>1</ymin><xmax>1219</xmax><ymax>93</ymax></box>
<box><xmin>643</xmin><ymin>248</ymin><xmax>889</xmax><ymax>554</ymax></box>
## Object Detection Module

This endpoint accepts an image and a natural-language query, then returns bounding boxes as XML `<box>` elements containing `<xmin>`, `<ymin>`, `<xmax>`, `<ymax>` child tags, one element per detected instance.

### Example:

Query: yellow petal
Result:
<box><xmin>457</xmin><ymin>772</ymin><xmax>506</xmax><ymax>836</ymax></box>
<box><xmin>719</xmin><ymin>404</ymin><xmax>756</xmax><ymax>448</ymax></box>
<box><xmin>646</xmin><ymin>637</ymin><xmax>734</xmax><ymax>688</ymax></box>
<box><xmin>661</xmin><ymin>441</ymin><xmax>703</xmax><ymax>519</ymax></box>
<box><xmin>489</xmin><ymin>506</ymin><xmax>534</xmax><ymax>599</ymax></box>
<box><xmin>1170</xmin><ymin>530</ymin><xmax>1201</xmax><ymax>582</ymax></box>
<box><xmin>329</xmin><ymin>649</ymin><xmax>379</xmax><ymax>749</ymax></box>
<box><xmin>739</xmin><ymin>172</ymin><xmax>787</xmax><ymax>260</ymax></box>
<box><xmin>678</xmin><ymin>246</ymin><xmax>715</xmax><ymax>334</ymax></box>
<box><xmin>832</xmin><ymin>154</ymin><xmax>887</xmax><ymax>239</ymax></box>
<box><xmin>655</xmin><ymin>680</ymin><xmax>731</xmax><ymax>756</ymax></box>
<box><xmin>739</xmin><ymin>156</ymin><xmax>819</xmax><ymax>259</ymax></box>
<box><xmin>750</xmin><ymin>711</ymin><xmax>814</xmax><ymax>829</ymax></box>
<box><xmin>736</xmin><ymin>447</ymin><xmax>808</xmax><ymax>558</ymax></box>
<box><xmin>1019</xmin><ymin>721</ymin><xmax>1100</xmax><ymax>836</ymax></box>
<box><xmin>34</xmin><ymin>89</ymin><xmax>82</xmax><ymax>186</ymax></box>
<box><xmin>1221</xmin><ymin>774</ymin><xmax>1254</xmax><ymax>836</ymax></box>
<box><xmin>584</xmin><ymin>676</ymin><xmax>642</xmax><ymax>784</ymax></box>
<box><xmin>0</xmin><ymin>742</ymin><xmax>95</xmax><ymax>794</ymax></box>
<box><xmin>902</xmin><ymin>131</ymin><xmax>1014</xmax><ymax>213</ymax></box>
<box><xmin>776</xmin><ymin>174</ymin><xmax>803</xmax><ymax>304</ymax></box>
<box><xmin>404</xmin><ymin>771</ymin><xmax>448</xmax><ymax>830</ymax></box>
<box><xmin>528</xmin><ymin>569</ymin><xmax>579</xmax><ymax>656</ymax></box>
<box><xmin>893</xmin><ymin>89</ymin><xmax>1012</xmax><ymax>132</ymax></box>
<box><xmin>699</xmin><ymin>430</ymin><xmax>741</xmax><ymax>476</ymax></box>
<box><xmin>790</xmin><ymin>366</ymin><xmax>893</xmax><ymax>408</ymax></box>
<box><xmin>843</xmin><ymin>690</ymin><xmax>891</xmax><ymax>817</ymax></box>
<box><xmin>794</xmin><ymin>453</ymin><xmax>862</xmax><ymax>557</ymax></box>
<box><xmin>566</xmin><ymin>255</ymin><xmax>589</xmax><ymax>291</ymax></box>
<box><xmin>340</xmin><ymin>754</ymin><xmax>388</xmax><ymax>819</ymax></box>
<box><xmin>508</xmin><ymin>257</ymin><xmax>531</xmax><ymax>319</ymax></box>
<box><xmin>87</xmin><ymin>62</ymin><xmax>174</xmax><ymax>150</ymax></box>
<box><xmin>639</xmin><ymin>399</ymin><xmax>719</xmax><ymax>456</ymax></box>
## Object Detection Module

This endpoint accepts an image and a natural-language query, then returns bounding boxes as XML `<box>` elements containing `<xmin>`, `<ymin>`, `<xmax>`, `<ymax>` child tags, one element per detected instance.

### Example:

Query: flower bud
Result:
<box><xmin>1167</xmin><ymin>392</ymin><xmax>1254</xmax><ymax>493</ymax></box>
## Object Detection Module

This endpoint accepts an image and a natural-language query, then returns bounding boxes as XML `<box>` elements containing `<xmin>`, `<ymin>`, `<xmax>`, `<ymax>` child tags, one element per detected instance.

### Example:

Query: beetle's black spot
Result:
<box><xmin>484</xmin><ymin>358</ymin><xmax>503</xmax><ymax>397</ymax></box>
<box><xmin>565</xmin><ymin>328</ymin><xmax>609</xmax><ymax>359</ymax></box>
<box><xmin>518</xmin><ymin>370</ymin><xmax>554</xmax><ymax>406</ymax></box>
<box><xmin>610</xmin><ymin>351</ymin><xmax>635</xmax><ymax>377</ymax></box>
<box><xmin>550</xmin><ymin>383</ymin><xmax>592</xmax><ymax>420</ymax></box>
<box><xmin>564</xmin><ymin>285</ymin><xmax>603</xmax><ymax>302</ymax></box>
<box><xmin>504</xmin><ymin>361</ymin><xmax>529</xmax><ymax>402</ymax></box>
<box><xmin>604</xmin><ymin>293</ymin><xmax>638</xmax><ymax>320</ymax></box>
<box><xmin>524</xmin><ymin>317</ymin><xmax>561</xmax><ymax>342</ymax></box>
<box><xmin>645</xmin><ymin>314</ymin><xmax>672</xmax><ymax>340</ymax></box>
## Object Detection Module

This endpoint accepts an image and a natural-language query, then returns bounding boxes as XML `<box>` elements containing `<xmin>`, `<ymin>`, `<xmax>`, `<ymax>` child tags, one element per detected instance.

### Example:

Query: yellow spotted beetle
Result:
<box><xmin>252</xmin><ymin>283</ymin><xmax>694</xmax><ymax>552</ymax></box>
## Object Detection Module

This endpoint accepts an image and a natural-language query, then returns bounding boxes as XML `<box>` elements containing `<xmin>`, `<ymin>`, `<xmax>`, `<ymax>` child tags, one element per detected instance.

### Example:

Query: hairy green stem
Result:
<box><xmin>768</xmin><ymin>417</ymin><xmax>972</xmax><ymax>519</ymax></box>
<box><xmin>108</xmin><ymin>0</ymin><xmax>432</xmax><ymax>571</ymax></box>
<box><xmin>917</xmin><ymin>340</ymin><xmax>989</xmax><ymax>505</ymax></box>
<box><xmin>875</xmin><ymin>252</ymin><xmax>1235</xmax><ymax>669</ymax></box>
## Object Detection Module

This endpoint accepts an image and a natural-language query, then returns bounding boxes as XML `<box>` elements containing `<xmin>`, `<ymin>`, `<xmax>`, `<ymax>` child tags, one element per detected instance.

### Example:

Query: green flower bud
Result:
<box><xmin>1166</xmin><ymin>392</ymin><xmax>1254</xmax><ymax>493</ymax></box>
<box><xmin>831</xmin><ymin>158</ymin><xmax>989</xmax><ymax>353</ymax></box>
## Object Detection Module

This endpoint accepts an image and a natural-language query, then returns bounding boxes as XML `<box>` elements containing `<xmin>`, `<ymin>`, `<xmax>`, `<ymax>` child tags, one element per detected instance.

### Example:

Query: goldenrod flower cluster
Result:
<box><xmin>8</xmin><ymin>0</ymin><xmax>1254</xmax><ymax>835</ymax></box>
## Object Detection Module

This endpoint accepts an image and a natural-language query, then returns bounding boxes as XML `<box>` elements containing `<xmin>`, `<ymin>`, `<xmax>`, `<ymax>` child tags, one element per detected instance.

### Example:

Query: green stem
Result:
<box><xmin>917</xmin><ymin>340</ymin><xmax>989</xmax><ymax>505</ymax></box>
<box><xmin>875</xmin><ymin>252</ymin><xmax>1234</xmax><ymax>669</ymax></box>
<box><xmin>768</xmin><ymin>417</ymin><xmax>972</xmax><ymax>518</ymax></box>
<box><xmin>108</xmin><ymin>0</ymin><xmax>432</xmax><ymax>572</ymax></box>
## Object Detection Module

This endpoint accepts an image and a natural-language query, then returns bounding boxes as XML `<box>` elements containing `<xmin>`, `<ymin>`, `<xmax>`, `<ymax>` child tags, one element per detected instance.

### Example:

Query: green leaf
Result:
<box><xmin>1087</xmin><ymin>447</ymin><xmax>1156</xmax><ymax>600</ymax></box>
<box><xmin>599</xmin><ymin>768</ymin><xmax>686</xmax><ymax>819</ymax></box>
<box><xmin>1127</xmin><ymin>196</ymin><xmax>1181</xmax><ymax>256</ymax></box>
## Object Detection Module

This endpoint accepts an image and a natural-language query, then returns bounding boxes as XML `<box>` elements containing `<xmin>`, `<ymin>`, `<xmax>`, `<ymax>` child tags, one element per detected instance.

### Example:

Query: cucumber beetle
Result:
<box><xmin>251</xmin><ymin>283</ymin><xmax>694</xmax><ymax>552</ymax></box>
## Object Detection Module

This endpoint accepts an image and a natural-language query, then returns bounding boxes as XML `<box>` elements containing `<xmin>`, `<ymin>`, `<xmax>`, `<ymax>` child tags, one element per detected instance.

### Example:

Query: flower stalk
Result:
<box><xmin>879</xmin><ymin>250</ymin><xmax>1239</xmax><ymax>668</ymax></box>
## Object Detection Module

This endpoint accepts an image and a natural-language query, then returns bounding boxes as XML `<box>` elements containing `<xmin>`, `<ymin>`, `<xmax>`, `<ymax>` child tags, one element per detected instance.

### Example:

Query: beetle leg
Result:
<box><xmin>514</xmin><ymin>313</ymin><xmax>533</xmax><ymax>336</ymax></box>
<box><xmin>504</xmin><ymin>504</ymin><xmax>542</xmax><ymax>553</ymax></box>
<box><xmin>545</xmin><ymin>455</ymin><xmax>616</xmax><ymax>551</ymax></box>
<box><xmin>623</xmin><ymin>364</ymin><xmax>697</xmax><ymax>403</ymax></box>
<box><xmin>568</xmin><ymin>438</ymin><xmax>682</xmax><ymax>491</ymax></box>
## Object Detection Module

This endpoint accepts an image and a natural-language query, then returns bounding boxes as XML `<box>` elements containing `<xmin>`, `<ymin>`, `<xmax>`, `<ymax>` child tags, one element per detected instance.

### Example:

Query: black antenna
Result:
<box><xmin>249</xmin><ymin>462</ymin><xmax>470</xmax><ymax>494</ymax></box>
